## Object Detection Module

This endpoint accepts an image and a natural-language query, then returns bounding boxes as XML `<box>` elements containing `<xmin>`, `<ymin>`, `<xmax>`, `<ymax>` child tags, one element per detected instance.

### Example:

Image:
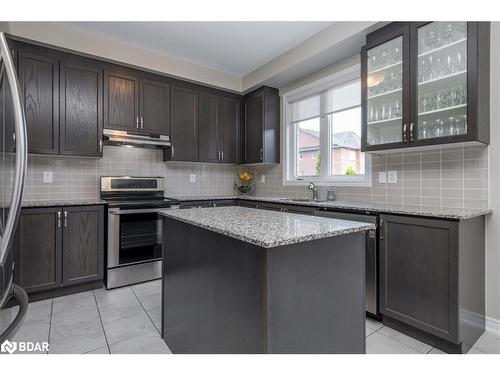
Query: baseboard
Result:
<box><xmin>486</xmin><ymin>315</ymin><xmax>500</xmax><ymax>335</ymax></box>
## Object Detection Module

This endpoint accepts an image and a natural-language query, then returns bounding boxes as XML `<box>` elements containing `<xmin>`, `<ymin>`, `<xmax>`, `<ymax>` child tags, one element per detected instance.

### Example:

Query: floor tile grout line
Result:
<box><xmin>93</xmin><ymin>291</ymin><xmax>111</xmax><ymax>354</ymax></box>
<box><xmin>376</xmin><ymin>327</ymin><xmax>429</xmax><ymax>354</ymax></box>
<box><xmin>130</xmin><ymin>287</ymin><xmax>161</xmax><ymax>335</ymax></box>
<box><xmin>47</xmin><ymin>299</ymin><xmax>54</xmax><ymax>355</ymax></box>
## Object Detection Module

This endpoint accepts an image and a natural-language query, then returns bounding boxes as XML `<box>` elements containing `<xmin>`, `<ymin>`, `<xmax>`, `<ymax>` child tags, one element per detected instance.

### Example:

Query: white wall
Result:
<box><xmin>486</xmin><ymin>22</ymin><xmax>500</xmax><ymax>323</ymax></box>
<box><xmin>1</xmin><ymin>22</ymin><xmax>242</xmax><ymax>92</ymax></box>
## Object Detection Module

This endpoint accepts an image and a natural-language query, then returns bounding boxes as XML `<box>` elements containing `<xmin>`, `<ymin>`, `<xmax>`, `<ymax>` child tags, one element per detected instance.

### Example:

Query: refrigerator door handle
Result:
<box><xmin>0</xmin><ymin>32</ymin><xmax>27</xmax><ymax>267</ymax></box>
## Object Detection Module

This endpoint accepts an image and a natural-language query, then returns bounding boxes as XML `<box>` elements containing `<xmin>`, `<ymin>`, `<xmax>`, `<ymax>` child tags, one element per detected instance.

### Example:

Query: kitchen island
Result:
<box><xmin>160</xmin><ymin>206</ymin><xmax>375</xmax><ymax>354</ymax></box>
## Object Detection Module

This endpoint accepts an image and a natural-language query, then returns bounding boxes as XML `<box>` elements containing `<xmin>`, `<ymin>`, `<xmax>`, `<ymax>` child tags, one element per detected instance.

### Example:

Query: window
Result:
<box><xmin>283</xmin><ymin>63</ymin><xmax>370</xmax><ymax>186</ymax></box>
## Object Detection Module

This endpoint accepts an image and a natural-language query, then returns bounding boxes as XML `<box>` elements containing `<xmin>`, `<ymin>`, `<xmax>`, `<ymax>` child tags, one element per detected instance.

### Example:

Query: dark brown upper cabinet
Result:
<box><xmin>140</xmin><ymin>78</ymin><xmax>170</xmax><ymax>135</ymax></box>
<box><xmin>60</xmin><ymin>54</ymin><xmax>103</xmax><ymax>157</ymax></box>
<box><xmin>243</xmin><ymin>86</ymin><xmax>280</xmax><ymax>164</ymax></box>
<box><xmin>198</xmin><ymin>90</ymin><xmax>241</xmax><ymax>164</ymax></box>
<box><xmin>220</xmin><ymin>96</ymin><xmax>241</xmax><ymax>164</ymax></box>
<box><xmin>362</xmin><ymin>22</ymin><xmax>490</xmax><ymax>152</ymax></box>
<box><xmin>168</xmin><ymin>84</ymin><xmax>199</xmax><ymax>162</ymax></box>
<box><xmin>104</xmin><ymin>68</ymin><xmax>170</xmax><ymax>136</ymax></box>
<box><xmin>17</xmin><ymin>43</ymin><xmax>60</xmax><ymax>155</ymax></box>
<box><xmin>104</xmin><ymin>69</ymin><xmax>140</xmax><ymax>132</ymax></box>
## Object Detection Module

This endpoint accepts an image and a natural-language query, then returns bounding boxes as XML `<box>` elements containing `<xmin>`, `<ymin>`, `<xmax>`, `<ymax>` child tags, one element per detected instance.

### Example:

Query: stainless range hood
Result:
<box><xmin>103</xmin><ymin>129</ymin><xmax>172</xmax><ymax>149</ymax></box>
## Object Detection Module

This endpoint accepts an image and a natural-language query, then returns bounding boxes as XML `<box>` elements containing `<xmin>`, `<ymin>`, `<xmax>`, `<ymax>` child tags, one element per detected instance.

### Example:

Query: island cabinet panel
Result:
<box><xmin>62</xmin><ymin>206</ymin><xmax>104</xmax><ymax>286</ymax></box>
<box><xmin>162</xmin><ymin>216</ymin><xmax>365</xmax><ymax>354</ymax></box>
<box><xmin>163</xmin><ymin>218</ymin><xmax>265</xmax><ymax>354</ymax></box>
<box><xmin>379</xmin><ymin>214</ymin><xmax>485</xmax><ymax>353</ymax></box>
<box><xmin>17</xmin><ymin>44</ymin><xmax>60</xmax><ymax>154</ymax></box>
<box><xmin>14</xmin><ymin>207</ymin><xmax>62</xmax><ymax>293</ymax></box>
<box><xmin>140</xmin><ymin>78</ymin><xmax>170</xmax><ymax>135</ymax></box>
<box><xmin>104</xmin><ymin>69</ymin><xmax>140</xmax><ymax>131</ymax></box>
<box><xmin>169</xmin><ymin>85</ymin><xmax>199</xmax><ymax>161</ymax></box>
<box><xmin>14</xmin><ymin>205</ymin><xmax>104</xmax><ymax>298</ymax></box>
<box><xmin>59</xmin><ymin>55</ymin><xmax>103</xmax><ymax>157</ymax></box>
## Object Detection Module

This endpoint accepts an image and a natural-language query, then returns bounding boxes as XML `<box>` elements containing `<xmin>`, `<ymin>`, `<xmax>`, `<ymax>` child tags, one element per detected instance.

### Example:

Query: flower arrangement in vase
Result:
<box><xmin>234</xmin><ymin>171</ymin><xmax>255</xmax><ymax>195</ymax></box>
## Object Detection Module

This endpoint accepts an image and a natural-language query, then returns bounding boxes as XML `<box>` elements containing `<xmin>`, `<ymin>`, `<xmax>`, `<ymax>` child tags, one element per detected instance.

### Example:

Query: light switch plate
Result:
<box><xmin>261</xmin><ymin>175</ymin><xmax>266</xmax><ymax>183</ymax></box>
<box><xmin>189</xmin><ymin>174</ymin><xmax>196</xmax><ymax>183</ymax></box>
<box><xmin>43</xmin><ymin>171</ymin><xmax>53</xmax><ymax>183</ymax></box>
<box><xmin>388</xmin><ymin>170</ymin><xmax>398</xmax><ymax>184</ymax></box>
<box><xmin>378</xmin><ymin>172</ymin><xmax>387</xmax><ymax>184</ymax></box>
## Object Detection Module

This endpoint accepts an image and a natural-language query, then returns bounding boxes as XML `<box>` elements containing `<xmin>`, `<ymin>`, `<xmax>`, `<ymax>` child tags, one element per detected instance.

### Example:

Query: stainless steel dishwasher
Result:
<box><xmin>315</xmin><ymin>209</ymin><xmax>378</xmax><ymax>317</ymax></box>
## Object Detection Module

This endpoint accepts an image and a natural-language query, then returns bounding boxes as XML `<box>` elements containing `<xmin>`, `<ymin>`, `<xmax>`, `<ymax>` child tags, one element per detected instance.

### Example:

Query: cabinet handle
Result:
<box><xmin>99</xmin><ymin>140</ymin><xmax>103</xmax><ymax>153</ymax></box>
<box><xmin>379</xmin><ymin>218</ymin><xmax>384</xmax><ymax>241</ymax></box>
<box><xmin>410</xmin><ymin>123</ymin><xmax>414</xmax><ymax>143</ymax></box>
<box><xmin>259</xmin><ymin>149</ymin><xmax>263</xmax><ymax>161</ymax></box>
<box><xmin>64</xmin><ymin>211</ymin><xmax>68</xmax><ymax>228</ymax></box>
<box><xmin>402</xmin><ymin>124</ymin><xmax>407</xmax><ymax>143</ymax></box>
<box><xmin>136</xmin><ymin>116</ymin><xmax>139</xmax><ymax>129</ymax></box>
<box><xmin>217</xmin><ymin>150</ymin><xmax>221</xmax><ymax>161</ymax></box>
<box><xmin>12</xmin><ymin>132</ymin><xmax>16</xmax><ymax>150</ymax></box>
<box><xmin>57</xmin><ymin>211</ymin><xmax>61</xmax><ymax>228</ymax></box>
<box><xmin>171</xmin><ymin>145</ymin><xmax>175</xmax><ymax>159</ymax></box>
<box><xmin>140</xmin><ymin>117</ymin><xmax>144</xmax><ymax>129</ymax></box>
<box><xmin>221</xmin><ymin>149</ymin><xmax>224</xmax><ymax>161</ymax></box>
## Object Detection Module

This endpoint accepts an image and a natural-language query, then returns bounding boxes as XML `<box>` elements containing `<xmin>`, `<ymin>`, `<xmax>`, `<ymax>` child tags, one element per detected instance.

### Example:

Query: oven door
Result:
<box><xmin>108</xmin><ymin>208</ymin><xmax>165</xmax><ymax>268</ymax></box>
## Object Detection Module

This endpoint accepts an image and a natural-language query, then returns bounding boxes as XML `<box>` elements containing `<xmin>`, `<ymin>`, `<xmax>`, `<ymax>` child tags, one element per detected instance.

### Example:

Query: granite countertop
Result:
<box><xmin>160</xmin><ymin>206</ymin><xmax>375</xmax><ymax>248</ymax></box>
<box><xmin>172</xmin><ymin>195</ymin><xmax>491</xmax><ymax>220</ymax></box>
<box><xmin>21</xmin><ymin>199</ymin><xmax>107</xmax><ymax>208</ymax></box>
<box><xmin>174</xmin><ymin>195</ymin><xmax>237</xmax><ymax>202</ymax></box>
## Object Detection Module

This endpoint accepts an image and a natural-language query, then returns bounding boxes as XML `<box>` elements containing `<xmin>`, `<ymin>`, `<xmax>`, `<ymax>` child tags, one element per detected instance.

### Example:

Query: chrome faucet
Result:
<box><xmin>297</xmin><ymin>177</ymin><xmax>318</xmax><ymax>201</ymax></box>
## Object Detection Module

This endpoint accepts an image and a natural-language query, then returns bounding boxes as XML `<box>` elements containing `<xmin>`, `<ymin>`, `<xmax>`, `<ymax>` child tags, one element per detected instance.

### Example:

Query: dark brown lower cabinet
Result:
<box><xmin>379</xmin><ymin>214</ymin><xmax>485</xmax><ymax>353</ymax></box>
<box><xmin>14</xmin><ymin>205</ymin><xmax>104</xmax><ymax>297</ymax></box>
<box><xmin>62</xmin><ymin>206</ymin><xmax>104</xmax><ymax>285</ymax></box>
<box><xmin>14</xmin><ymin>207</ymin><xmax>62</xmax><ymax>293</ymax></box>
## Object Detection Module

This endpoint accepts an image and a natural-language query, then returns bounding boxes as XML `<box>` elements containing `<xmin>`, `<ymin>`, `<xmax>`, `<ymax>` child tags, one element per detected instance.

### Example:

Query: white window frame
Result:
<box><xmin>282</xmin><ymin>63</ymin><xmax>371</xmax><ymax>187</ymax></box>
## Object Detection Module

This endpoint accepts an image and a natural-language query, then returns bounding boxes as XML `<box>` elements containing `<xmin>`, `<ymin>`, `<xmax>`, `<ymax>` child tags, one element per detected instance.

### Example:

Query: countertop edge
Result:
<box><xmin>160</xmin><ymin>208</ymin><xmax>375</xmax><ymax>248</ymax></box>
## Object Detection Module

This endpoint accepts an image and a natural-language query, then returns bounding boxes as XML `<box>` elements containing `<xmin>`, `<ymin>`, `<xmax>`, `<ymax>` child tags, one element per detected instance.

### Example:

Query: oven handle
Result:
<box><xmin>108</xmin><ymin>207</ymin><xmax>179</xmax><ymax>215</ymax></box>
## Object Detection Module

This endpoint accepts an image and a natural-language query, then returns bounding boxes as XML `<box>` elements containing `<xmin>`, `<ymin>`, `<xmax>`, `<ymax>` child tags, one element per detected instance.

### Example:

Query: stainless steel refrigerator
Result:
<box><xmin>0</xmin><ymin>32</ymin><xmax>28</xmax><ymax>342</ymax></box>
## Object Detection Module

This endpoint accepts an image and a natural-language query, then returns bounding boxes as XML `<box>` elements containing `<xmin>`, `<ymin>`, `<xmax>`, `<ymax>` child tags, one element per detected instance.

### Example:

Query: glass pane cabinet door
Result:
<box><xmin>366</xmin><ymin>36</ymin><xmax>404</xmax><ymax>146</ymax></box>
<box><xmin>416</xmin><ymin>22</ymin><xmax>467</xmax><ymax>140</ymax></box>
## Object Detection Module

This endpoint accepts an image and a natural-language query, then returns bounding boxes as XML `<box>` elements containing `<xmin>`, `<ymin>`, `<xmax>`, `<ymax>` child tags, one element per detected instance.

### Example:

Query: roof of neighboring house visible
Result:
<box><xmin>297</xmin><ymin>128</ymin><xmax>360</xmax><ymax>152</ymax></box>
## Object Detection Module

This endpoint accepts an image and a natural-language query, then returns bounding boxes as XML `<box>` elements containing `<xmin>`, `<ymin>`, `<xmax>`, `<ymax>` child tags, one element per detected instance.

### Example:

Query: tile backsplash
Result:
<box><xmin>19</xmin><ymin>146</ymin><xmax>235</xmax><ymax>201</ymax></box>
<box><xmin>11</xmin><ymin>143</ymin><xmax>489</xmax><ymax>210</ymax></box>
<box><xmin>247</xmin><ymin>145</ymin><xmax>489</xmax><ymax>210</ymax></box>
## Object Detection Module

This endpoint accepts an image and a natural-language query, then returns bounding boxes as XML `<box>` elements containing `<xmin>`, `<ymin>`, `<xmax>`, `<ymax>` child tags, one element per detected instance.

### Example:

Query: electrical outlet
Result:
<box><xmin>43</xmin><ymin>171</ymin><xmax>53</xmax><ymax>183</ymax></box>
<box><xmin>189</xmin><ymin>174</ymin><xmax>196</xmax><ymax>183</ymax></box>
<box><xmin>261</xmin><ymin>175</ymin><xmax>266</xmax><ymax>184</ymax></box>
<box><xmin>388</xmin><ymin>170</ymin><xmax>398</xmax><ymax>184</ymax></box>
<box><xmin>378</xmin><ymin>172</ymin><xmax>387</xmax><ymax>184</ymax></box>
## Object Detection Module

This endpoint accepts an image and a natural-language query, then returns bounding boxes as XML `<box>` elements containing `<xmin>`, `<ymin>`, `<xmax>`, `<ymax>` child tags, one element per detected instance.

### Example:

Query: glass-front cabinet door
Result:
<box><xmin>362</xmin><ymin>24</ymin><xmax>409</xmax><ymax>150</ymax></box>
<box><xmin>413</xmin><ymin>22</ymin><xmax>468</xmax><ymax>143</ymax></box>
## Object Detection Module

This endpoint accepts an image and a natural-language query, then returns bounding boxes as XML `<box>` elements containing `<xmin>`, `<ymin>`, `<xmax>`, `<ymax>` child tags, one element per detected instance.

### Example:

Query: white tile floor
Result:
<box><xmin>1</xmin><ymin>279</ymin><xmax>499</xmax><ymax>354</ymax></box>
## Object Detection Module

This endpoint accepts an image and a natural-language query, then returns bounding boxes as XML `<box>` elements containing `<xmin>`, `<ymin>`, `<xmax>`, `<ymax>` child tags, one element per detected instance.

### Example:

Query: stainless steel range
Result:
<box><xmin>100</xmin><ymin>176</ymin><xmax>179</xmax><ymax>289</ymax></box>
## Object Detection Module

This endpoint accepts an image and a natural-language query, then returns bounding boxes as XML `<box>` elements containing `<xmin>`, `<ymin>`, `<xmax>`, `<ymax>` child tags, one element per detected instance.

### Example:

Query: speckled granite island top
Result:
<box><xmin>160</xmin><ymin>206</ymin><xmax>375</xmax><ymax>248</ymax></box>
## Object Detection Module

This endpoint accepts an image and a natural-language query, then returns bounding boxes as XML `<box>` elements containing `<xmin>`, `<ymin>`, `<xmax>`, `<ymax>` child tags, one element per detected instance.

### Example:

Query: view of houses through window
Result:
<box><xmin>290</xmin><ymin>76</ymin><xmax>366</xmax><ymax>182</ymax></box>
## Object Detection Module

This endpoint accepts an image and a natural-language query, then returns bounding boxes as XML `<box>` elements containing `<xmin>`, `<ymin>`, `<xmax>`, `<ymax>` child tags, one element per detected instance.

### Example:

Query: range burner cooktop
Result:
<box><xmin>100</xmin><ymin>176</ymin><xmax>179</xmax><ymax>209</ymax></box>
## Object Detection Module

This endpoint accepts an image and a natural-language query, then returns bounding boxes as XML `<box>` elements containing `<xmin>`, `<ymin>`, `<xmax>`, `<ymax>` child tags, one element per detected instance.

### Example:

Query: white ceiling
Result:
<box><xmin>61</xmin><ymin>21</ymin><xmax>334</xmax><ymax>76</ymax></box>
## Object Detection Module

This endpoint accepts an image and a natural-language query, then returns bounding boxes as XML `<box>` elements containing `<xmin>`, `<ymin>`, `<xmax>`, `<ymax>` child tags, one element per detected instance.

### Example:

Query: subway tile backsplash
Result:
<box><xmin>10</xmin><ymin>143</ymin><xmax>489</xmax><ymax>210</ymax></box>
<box><xmin>247</xmin><ymin>145</ymin><xmax>489</xmax><ymax>210</ymax></box>
<box><xmin>19</xmin><ymin>146</ymin><xmax>235</xmax><ymax>201</ymax></box>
